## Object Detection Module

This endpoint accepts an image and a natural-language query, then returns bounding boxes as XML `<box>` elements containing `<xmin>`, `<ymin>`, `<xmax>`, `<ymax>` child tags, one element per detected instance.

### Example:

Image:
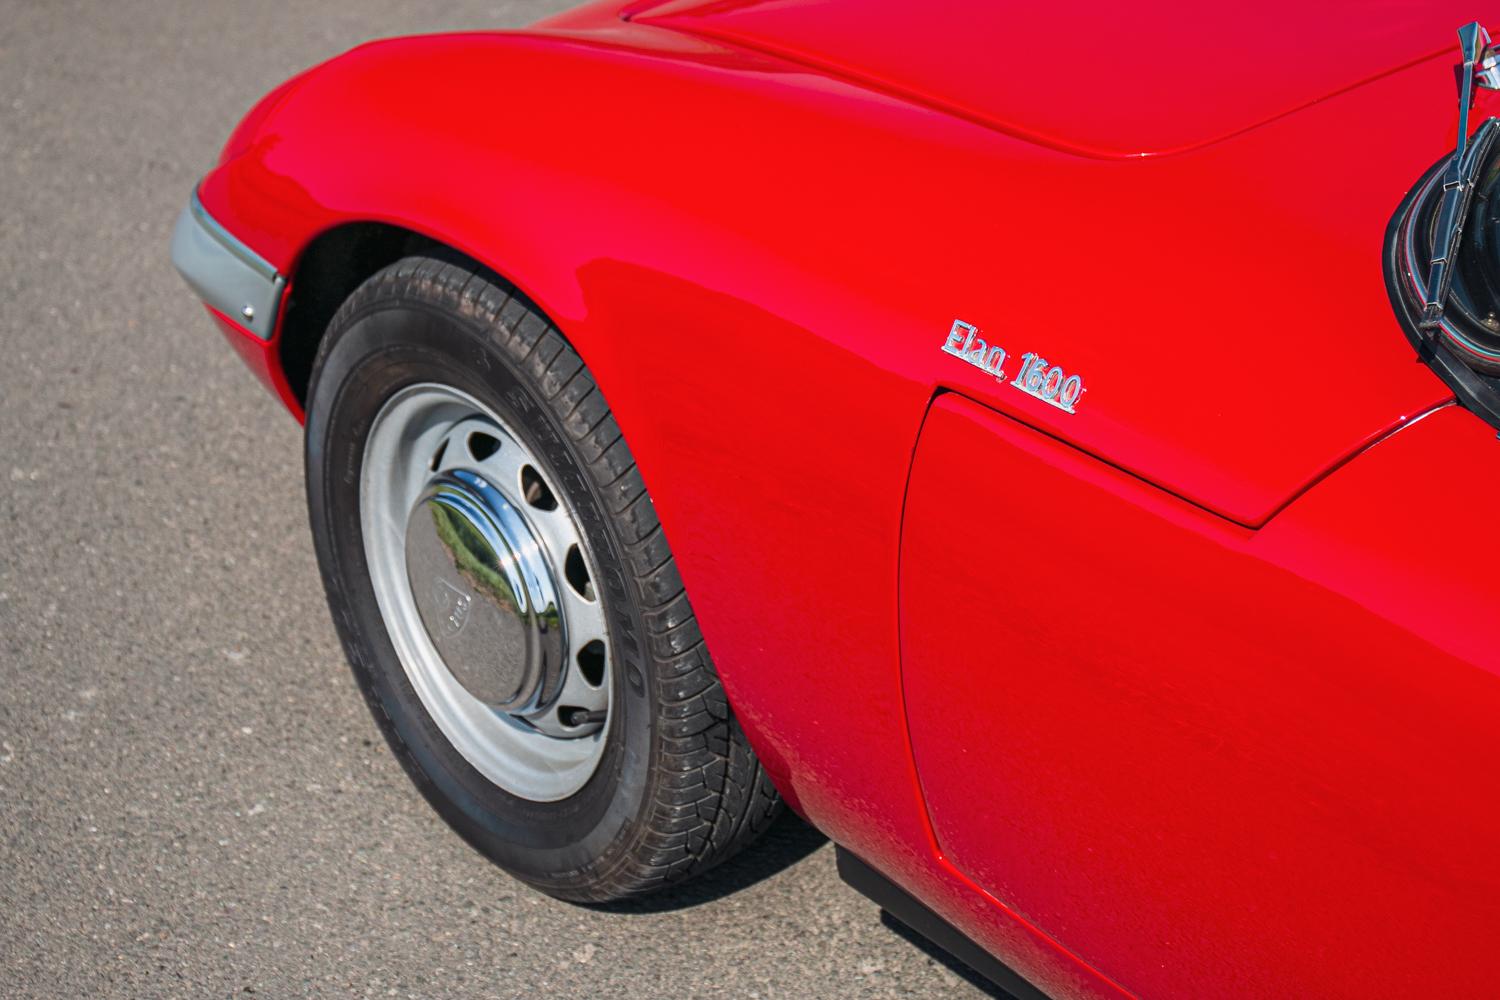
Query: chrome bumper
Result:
<box><xmin>170</xmin><ymin>190</ymin><xmax>285</xmax><ymax>342</ymax></box>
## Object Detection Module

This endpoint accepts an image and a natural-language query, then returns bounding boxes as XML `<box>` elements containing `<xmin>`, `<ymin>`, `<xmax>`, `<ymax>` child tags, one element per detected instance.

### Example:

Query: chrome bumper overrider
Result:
<box><xmin>170</xmin><ymin>190</ymin><xmax>285</xmax><ymax>341</ymax></box>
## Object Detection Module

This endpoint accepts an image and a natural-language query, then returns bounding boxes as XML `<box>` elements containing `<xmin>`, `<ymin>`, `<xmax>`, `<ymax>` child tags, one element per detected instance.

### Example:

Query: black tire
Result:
<box><xmin>303</xmin><ymin>255</ymin><xmax>781</xmax><ymax>901</ymax></box>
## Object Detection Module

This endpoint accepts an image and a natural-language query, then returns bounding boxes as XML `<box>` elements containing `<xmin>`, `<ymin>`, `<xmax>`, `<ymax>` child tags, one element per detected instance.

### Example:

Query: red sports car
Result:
<box><xmin>172</xmin><ymin>2</ymin><xmax>1500</xmax><ymax>996</ymax></box>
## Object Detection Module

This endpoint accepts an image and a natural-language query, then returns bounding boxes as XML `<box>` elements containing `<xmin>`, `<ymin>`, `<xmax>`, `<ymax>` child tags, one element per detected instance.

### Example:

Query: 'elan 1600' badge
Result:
<box><xmin>940</xmin><ymin>318</ymin><xmax>1085</xmax><ymax>414</ymax></box>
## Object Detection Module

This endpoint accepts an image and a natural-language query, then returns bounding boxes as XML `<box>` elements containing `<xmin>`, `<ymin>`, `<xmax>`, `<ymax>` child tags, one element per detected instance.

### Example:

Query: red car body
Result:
<box><xmin>188</xmin><ymin>2</ymin><xmax>1500</xmax><ymax>995</ymax></box>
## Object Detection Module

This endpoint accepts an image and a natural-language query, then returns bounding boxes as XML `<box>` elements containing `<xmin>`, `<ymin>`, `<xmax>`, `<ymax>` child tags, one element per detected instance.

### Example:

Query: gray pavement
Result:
<box><xmin>0</xmin><ymin>2</ymin><xmax>999</xmax><ymax>997</ymax></box>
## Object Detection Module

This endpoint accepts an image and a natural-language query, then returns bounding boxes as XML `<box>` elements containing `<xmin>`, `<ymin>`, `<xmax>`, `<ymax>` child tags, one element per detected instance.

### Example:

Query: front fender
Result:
<box><xmin>194</xmin><ymin>22</ymin><xmax>945</xmax><ymax>871</ymax></box>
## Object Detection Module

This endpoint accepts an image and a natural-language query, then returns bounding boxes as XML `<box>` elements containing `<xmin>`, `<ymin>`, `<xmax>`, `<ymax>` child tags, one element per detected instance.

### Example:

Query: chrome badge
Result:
<box><xmin>941</xmin><ymin>320</ymin><xmax>1007</xmax><ymax>381</ymax></box>
<box><xmin>1011</xmin><ymin>353</ymin><xmax>1085</xmax><ymax>413</ymax></box>
<box><xmin>939</xmin><ymin>318</ymin><xmax>1086</xmax><ymax>414</ymax></box>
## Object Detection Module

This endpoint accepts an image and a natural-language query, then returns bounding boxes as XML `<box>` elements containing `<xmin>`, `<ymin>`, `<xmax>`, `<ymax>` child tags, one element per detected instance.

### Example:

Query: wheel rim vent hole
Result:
<box><xmin>521</xmin><ymin>465</ymin><xmax>558</xmax><ymax>511</ymax></box>
<box><xmin>564</xmin><ymin>544</ymin><xmax>594</xmax><ymax>601</ymax></box>
<box><xmin>577</xmin><ymin>640</ymin><xmax>606</xmax><ymax>687</ymax></box>
<box><xmin>467</xmin><ymin>431</ymin><xmax>501</xmax><ymax>461</ymax></box>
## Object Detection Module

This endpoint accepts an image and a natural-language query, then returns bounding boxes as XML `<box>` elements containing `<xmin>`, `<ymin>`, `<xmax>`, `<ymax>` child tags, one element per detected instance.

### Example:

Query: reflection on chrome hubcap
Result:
<box><xmin>362</xmin><ymin>384</ymin><xmax>610</xmax><ymax>802</ymax></box>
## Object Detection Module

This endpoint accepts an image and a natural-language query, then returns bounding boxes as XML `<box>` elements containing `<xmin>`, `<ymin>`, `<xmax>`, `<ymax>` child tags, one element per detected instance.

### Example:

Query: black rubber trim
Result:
<box><xmin>1384</xmin><ymin>155</ymin><xmax>1500</xmax><ymax>431</ymax></box>
<box><xmin>835</xmin><ymin>847</ymin><xmax>1050</xmax><ymax>1000</ymax></box>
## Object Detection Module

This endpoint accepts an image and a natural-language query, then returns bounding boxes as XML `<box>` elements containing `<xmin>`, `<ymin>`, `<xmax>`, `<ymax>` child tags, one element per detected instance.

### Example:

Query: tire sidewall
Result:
<box><xmin>305</xmin><ymin>294</ymin><xmax>654</xmax><ymax>893</ymax></box>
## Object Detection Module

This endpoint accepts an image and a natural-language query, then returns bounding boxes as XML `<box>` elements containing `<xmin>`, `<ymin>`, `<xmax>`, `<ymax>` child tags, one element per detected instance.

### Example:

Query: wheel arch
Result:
<box><xmin>199</xmin><ymin>31</ymin><xmax>646</xmax><ymax>415</ymax></box>
<box><xmin>276</xmin><ymin>222</ymin><xmax>534</xmax><ymax>408</ymax></box>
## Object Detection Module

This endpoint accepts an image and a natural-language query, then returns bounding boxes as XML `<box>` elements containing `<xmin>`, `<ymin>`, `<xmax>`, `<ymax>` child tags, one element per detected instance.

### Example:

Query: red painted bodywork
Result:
<box><xmin>902</xmin><ymin>398</ymin><xmax>1500</xmax><ymax>998</ymax></box>
<box><xmin>630</xmin><ymin>0</ymin><xmax>1466</xmax><ymax>157</ymax></box>
<box><xmin>188</xmin><ymin>3</ymin><xmax>1500</xmax><ymax>996</ymax></box>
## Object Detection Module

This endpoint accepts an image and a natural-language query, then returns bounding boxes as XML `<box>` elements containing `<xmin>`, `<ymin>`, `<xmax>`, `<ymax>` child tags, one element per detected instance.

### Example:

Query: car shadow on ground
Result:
<box><xmin>880</xmin><ymin>912</ymin><xmax>1019</xmax><ymax>999</ymax></box>
<box><xmin>588</xmin><ymin>811</ymin><xmax>1017</xmax><ymax>997</ymax></box>
<box><xmin>591</xmin><ymin>810</ymin><xmax>830</xmax><ymax>913</ymax></box>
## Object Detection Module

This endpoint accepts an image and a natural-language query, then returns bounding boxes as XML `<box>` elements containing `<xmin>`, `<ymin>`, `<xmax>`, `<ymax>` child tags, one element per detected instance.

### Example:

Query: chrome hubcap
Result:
<box><xmin>403</xmin><ymin>471</ymin><xmax>566</xmax><ymax>713</ymax></box>
<box><xmin>361</xmin><ymin>384</ymin><xmax>611</xmax><ymax>802</ymax></box>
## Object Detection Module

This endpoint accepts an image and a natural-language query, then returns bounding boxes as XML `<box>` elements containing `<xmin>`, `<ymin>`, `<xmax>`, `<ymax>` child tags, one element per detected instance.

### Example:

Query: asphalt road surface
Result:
<box><xmin>0</xmin><ymin>3</ymin><xmax>1006</xmax><ymax>997</ymax></box>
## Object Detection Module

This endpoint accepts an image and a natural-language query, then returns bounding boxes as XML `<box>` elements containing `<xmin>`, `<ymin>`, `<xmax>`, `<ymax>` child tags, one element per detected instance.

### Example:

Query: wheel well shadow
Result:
<box><xmin>278</xmin><ymin>223</ymin><xmax>510</xmax><ymax>407</ymax></box>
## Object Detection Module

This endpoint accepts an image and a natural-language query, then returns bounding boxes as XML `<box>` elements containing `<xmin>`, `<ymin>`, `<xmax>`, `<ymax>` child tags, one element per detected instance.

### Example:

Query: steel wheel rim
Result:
<box><xmin>361</xmin><ymin>382</ymin><xmax>611</xmax><ymax>802</ymax></box>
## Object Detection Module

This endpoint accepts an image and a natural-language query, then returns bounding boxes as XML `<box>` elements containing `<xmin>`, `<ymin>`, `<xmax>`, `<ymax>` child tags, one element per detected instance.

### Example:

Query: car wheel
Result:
<box><xmin>303</xmin><ymin>255</ymin><xmax>781</xmax><ymax>901</ymax></box>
